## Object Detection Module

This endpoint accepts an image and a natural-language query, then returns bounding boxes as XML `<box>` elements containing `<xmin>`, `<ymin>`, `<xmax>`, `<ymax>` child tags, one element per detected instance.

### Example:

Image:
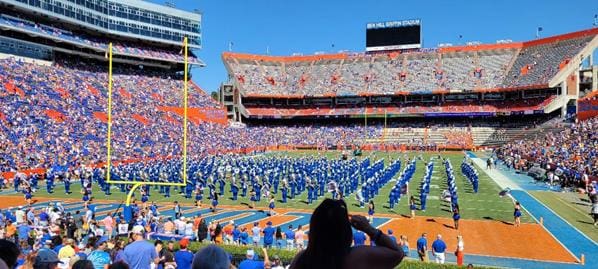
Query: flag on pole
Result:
<box><xmin>537</xmin><ymin>26</ymin><xmax>543</xmax><ymax>32</ymax></box>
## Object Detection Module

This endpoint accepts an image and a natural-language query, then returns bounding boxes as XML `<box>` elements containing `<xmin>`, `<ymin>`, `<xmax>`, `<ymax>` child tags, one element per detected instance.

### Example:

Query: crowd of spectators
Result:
<box><xmin>0</xmin><ymin>198</ymin><xmax>408</xmax><ymax>269</ymax></box>
<box><xmin>0</xmin><ymin>56</ymin><xmax>220</xmax><ymax>172</ymax></box>
<box><xmin>225</xmin><ymin>33</ymin><xmax>593</xmax><ymax>97</ymax></box>
<box><xmin>496</xmin><ymin>117</ymin><xmax>598</xmax><ymax>188</ymax></box>
<box><xmin>0</xmin><ymin>14</ymin><xmax>201</xmax><ymax>64</ymax></box>
<box><xmin>0</xmin><ymin>57</ymin><xmax>388</xmax><ymax>174</ymax></box>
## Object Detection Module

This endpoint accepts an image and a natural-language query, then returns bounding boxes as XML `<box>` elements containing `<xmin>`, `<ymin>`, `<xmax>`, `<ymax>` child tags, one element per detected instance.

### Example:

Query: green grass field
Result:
<box><xmin>529</xmin><ymin>191</ymin><xmax>598</xmax><ymax>242</ymax></box>
<box><xmin>2</xmin><ymin>151</ymin><xmax>531</xmax><ymax>223</ymax></box>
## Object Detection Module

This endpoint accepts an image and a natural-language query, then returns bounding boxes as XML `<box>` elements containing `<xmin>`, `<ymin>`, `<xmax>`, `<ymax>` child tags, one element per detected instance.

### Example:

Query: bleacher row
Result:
<box><xmin>0</xmin><ymin>14</ymin><xmax>201</xmax><ymax>64</ymax></box>
<box><xmin>224</xmin><ymin>32</ymin><xmax>594</xmax><ymax>97</ymax></box>
<box><xmin>244</xmin><ymin>96</ymin><xmax>556</xmax><ymax>117</ymax></box>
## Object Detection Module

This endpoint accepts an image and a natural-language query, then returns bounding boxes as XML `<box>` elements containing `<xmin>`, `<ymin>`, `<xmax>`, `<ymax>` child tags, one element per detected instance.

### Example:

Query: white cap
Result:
<box><xmin>246</xmin><ymin>249</ymin><xmax>254</xmax><ymax>258</ymax></box>
<box><xmin>132</xmin><ymin>225</ymin><xmax>145</xmax><ymax>234</ymax></box>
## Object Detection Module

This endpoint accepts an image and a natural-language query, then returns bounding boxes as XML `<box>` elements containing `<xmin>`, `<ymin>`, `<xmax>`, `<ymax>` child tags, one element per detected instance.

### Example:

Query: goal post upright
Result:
<box><xmin>105</xmin><ymin>38</ymin><xmax>190</xmax><ymax>221</ymax></box>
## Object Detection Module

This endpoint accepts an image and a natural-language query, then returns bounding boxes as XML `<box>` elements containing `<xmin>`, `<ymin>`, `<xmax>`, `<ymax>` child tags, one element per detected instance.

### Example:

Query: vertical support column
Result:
<box><xmin>592</xmin><ymin>66</ymin><xmax>597</xmax><ymax>91</ymax></box>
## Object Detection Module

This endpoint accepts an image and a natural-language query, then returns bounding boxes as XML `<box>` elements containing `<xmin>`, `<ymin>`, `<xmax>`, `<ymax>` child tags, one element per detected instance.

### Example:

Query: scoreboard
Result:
<box><xmin>366</xmin><ymin>19</ymin><xmax>421</xmax><ymax>52</ymax></box>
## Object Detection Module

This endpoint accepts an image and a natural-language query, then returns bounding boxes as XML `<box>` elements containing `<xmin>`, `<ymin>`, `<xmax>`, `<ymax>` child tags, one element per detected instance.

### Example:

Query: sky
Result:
<box><xmin>148</xmin><ymin>0</ymin><xmax>597</xmax><ymax>93</ymax></box>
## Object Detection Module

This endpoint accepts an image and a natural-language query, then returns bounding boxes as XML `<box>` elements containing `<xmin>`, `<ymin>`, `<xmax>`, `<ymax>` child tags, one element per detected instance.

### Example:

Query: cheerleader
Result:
<box><xmin>211</xmin><ymin>192</ymin><xmax>219</xmax><ymax>213</ymax></box>
<box><xmin>513</xmin><ymin>201</ymin><xmax>522</xmax><ymax>227</ymax></box>
<box><xmin>367</xmin><ymin>200</ymin><xmax>375</xmax><ymax>222</ymax></box>
<box><xmin>268</xmin><ymin>195</ymin><xmax>276</xmax><ymax>216</ymax></box>
<box><xmin>409</xmin><ymin>196</ymin><xmax>417</xmax><ymax>218</ymax></box>
<box><xmin>23</xmin><ymin>186</ymin><xmax>33</xmax><ymax>206</ymax></box>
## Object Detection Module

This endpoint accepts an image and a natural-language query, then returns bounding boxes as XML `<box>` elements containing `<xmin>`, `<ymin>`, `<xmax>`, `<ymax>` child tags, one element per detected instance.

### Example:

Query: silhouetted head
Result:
<box><xmin>294</xmin><ymin>198</ymin><xmax>352</xmax><ymax>269</ymax></box>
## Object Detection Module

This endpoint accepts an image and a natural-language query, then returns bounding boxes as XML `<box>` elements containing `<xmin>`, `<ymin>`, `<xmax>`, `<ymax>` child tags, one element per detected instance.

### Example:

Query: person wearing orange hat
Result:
<box><xmin>174</xmin><ymin>238</ymin><xmax>193</xmax><ymax>269</ymax></box>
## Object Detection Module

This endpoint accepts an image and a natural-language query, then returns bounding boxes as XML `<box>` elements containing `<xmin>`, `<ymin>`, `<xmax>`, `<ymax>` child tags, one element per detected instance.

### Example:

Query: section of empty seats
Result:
<box><xmin>503</xmin><ymin>36</ymin><xmax>594</xmax><ymax>88</ymax></box>
<box><xmin>223</xmin><ymin>31</ymin><xmax>595</xmax><ymax>97</ymax></box>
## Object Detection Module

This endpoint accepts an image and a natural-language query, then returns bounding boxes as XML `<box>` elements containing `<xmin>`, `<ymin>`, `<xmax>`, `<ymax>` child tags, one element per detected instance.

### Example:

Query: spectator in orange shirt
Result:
<box><xmin>193</xmin><ymin>214</ymin><xmax>202</xmax><ymax>232</ymax></box>
<box><xmin>223</xmin><ymin>221</ymin><xmax>234</xmax><ymax>244</ymax></box>
<box><xmin>5</xmin><ymin>220</ymin><xmax>16</xmax><ymax>240</ymax></box>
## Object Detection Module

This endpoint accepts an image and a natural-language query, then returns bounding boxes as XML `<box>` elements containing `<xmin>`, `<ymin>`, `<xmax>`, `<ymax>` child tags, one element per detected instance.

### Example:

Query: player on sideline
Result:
<box><xmin>268</xmin><ymin>195</ymin><xmax>276</xmax><ymax>216</ymax></box>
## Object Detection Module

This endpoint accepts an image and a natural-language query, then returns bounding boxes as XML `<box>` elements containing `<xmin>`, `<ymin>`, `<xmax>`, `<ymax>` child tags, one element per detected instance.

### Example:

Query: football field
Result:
<box><xmin>0</xmin><ymin>150</ymin><xmax>587</xmax><ymax>267</ymax></box>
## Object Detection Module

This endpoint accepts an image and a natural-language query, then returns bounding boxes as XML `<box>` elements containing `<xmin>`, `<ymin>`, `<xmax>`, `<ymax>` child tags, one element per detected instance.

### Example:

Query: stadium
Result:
<box><xmin>0</xmin><ymin>0</ymin><xmax>596</xmax><ymax>269</ymax></box>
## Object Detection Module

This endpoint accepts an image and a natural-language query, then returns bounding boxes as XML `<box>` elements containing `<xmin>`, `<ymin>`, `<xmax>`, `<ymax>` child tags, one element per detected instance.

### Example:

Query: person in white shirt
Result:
<box><xmin>85</xmin><ymin>208</ymin><xmax>93</xmax><ymax>223</ymax></box>
<box><xmin>251</xmin><ymin>222</ymin><xmax>261</xmax><ymax>247</ymax></box>
<box><xmin>184</xmin><ymin>220</ymin><xmax>194</xmax><ymax>237</ymax></box>
<box><xmin>175</xmin><ymin>217</ymin><xmax>186</xmax><ymax>235</ymax></box>
<box><xmin>15</xmin><ymin>207</ymin><xmax>25</xmax><ymax>224</ymax></box>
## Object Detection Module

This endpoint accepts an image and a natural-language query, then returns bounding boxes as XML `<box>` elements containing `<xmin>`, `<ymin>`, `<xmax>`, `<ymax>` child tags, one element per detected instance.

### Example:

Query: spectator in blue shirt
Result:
<box><xmin>262</xmin><ymin>221</ymin><xmax>275</xmax><ymax>248</ymax></box>
<box><xmin>16</xmin><ymin>223</ymin><xmax>31</xmax><ymax>242</ymax></box>
<box><xmin>284</xmin><ymin>225</ymin><xmax>295</xmax><ymax>250</ymax></box>
<box><xmin>416</xmin><ymin>233</ymin><xmax>428</xmax><ymax>261</ymax></box>
<box><xmin>233</xmin><ymin>225</ymin><xmax>241</xmax><ymax>244</ymax></box>
<box><xmin>240</xmin><ymin>227</ymin><xmax>249</xmax><ymax>245</ymax></box>
<box><xmin>174</xmin><ymin>238</ymin><xmax>194</xmax><ymax>269</ymax></box>
<box><xmin>239</xmin><ymin>248</ymin><xmax>269</xmax><ymax>269</ymax></box>
<box><xmin>87</xmin><ymin>236</ymin><xmax>111</xmax><ymax>269</ymax></box>
<box><xmin>431</xmin><ymin>234</ymin><xmax>447</xmax><ymax>264</ymax></box>
<box><xmin>353</xmin><ymin>231</ymin><xmax>366</xmax><ymax>246</ymax></box>
<box><xmin>123</xmin><ymin>226</ymin><xmax>159</xmax><ymax>269</ymax></box>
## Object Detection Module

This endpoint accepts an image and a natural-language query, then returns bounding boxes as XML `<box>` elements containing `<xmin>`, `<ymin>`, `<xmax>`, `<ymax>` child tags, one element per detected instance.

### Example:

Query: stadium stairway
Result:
<box><xmin>468</xmin><ymin>152</ymin><xmax>598</xmax><ymax>269</ymax></box>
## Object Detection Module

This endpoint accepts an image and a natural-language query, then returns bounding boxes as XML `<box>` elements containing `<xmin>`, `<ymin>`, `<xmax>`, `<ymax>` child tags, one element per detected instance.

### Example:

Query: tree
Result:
<box><xmin>211</xmin><ymin>91</ymin><xmax>220</xmax><ymax>102</ymax></box>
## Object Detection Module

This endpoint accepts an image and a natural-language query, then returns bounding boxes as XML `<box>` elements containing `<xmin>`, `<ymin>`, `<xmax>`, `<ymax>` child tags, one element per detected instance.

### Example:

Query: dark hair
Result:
<box><xmin>155</xmin><ymin>240</ymin><xmax>163</xmax><ymax>246</ymax></box>
<box><xmin>72</xmin><ymin>260</ymin><xmax>94</xmax><ymax>269</ymax></box>
<box><xmin>108</xmin><ymin>261</ymin><xmax>130</xmax><ymax>269</ymax></box>
<box><xmin>0</xmin><ymin>239</ymin><xmax>20</xmax><ymax>268</ymax></box>
<box><xmin>293</xmin><ymin>199</ymin><xmax>352</xmax><ymax>269</ymax></box>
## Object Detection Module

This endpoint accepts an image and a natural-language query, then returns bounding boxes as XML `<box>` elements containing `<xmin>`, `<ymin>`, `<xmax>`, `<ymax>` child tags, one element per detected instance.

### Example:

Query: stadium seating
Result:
<box><xmin>0</xmin><ymin>57</ymin><xmax>219</xmax><ymax>171</ymax></box>
<box><xmin>224</xmin><ymin>32</ymin><xmax>594</xmax><ymax>97</ymax></box>
<box><xmin>496</xmin><ymin>117</ymin><xmax>598</xmax><ymax>183</ymax></box>
<box><xmin>0</xmin><ymin>57</ymin><xmax>385</xmax><ymax>174</ymax></box>
<box><xmin>243</xmin><ymin>96</ymin><xmax>556</xmax><ymax>117</ymax></box>
<box><xmin>0</xmin><ymin>14</ymin><xmax>202</xmax><ymax>64</ymax></box>
<box><xmin>503</xmin><ymin>36</ymin><xmax>594</xmax><ymax>88</ymax></box>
